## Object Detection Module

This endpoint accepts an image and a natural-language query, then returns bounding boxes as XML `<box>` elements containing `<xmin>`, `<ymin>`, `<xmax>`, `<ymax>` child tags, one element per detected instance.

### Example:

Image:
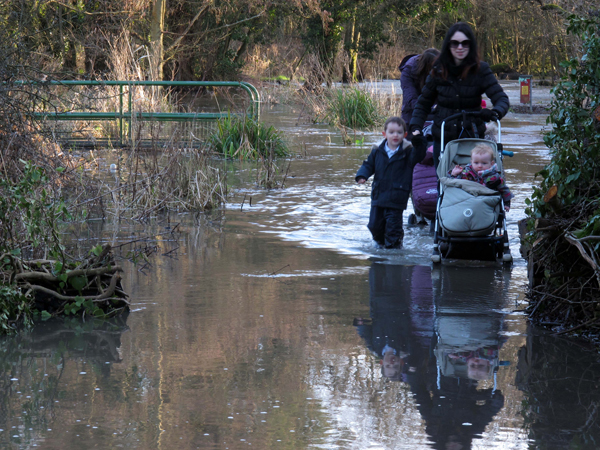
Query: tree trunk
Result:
<box><xmin>349</xmin><ymin>25</ymin><xmax>360</xmax><ymax>82</ymax></box>
<box><xmin>290</xmin><ymin>48</ymin><xmax>308</xmax><ymax>82</ymax></box>
<box><xmin>233</xmin><ymin>40</ymin><xmax>248</xmax><ymax>65</ymax></box>
<box><xmin>430</xmin><ymin>16</ymin><xmax>436</xmax><ymax>48</ymax></box>
<box><xmin>342</xmin><ymin>12</ymin><xmax>360</xmax><ymax>83</ymax></box>
<box><xmin>513</xmin><ymin>15</ymin><xmax>519</xmax><ymax>72</ymax></box>
<box><xmin>150</xmin><ymin>0</ymin><xmax>166</xmax><ymax>81</ymax></box>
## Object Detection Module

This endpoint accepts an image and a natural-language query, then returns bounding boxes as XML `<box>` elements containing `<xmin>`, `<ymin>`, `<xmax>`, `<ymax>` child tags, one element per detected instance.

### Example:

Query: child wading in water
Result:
<box><xmin>449</xmin><ymin>143</ymin><xmax>513</xmax><ymax>211</ymax></box>
<box><xmin>356</xmin><ymin>117</ymin><xmax>427</xmax><ymax>248</ymax></box>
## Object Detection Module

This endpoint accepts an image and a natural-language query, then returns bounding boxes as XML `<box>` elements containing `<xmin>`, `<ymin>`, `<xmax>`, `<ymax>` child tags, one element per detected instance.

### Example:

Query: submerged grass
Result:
<box><xmin>296</xmin><ymin>85</ymin><xmax>401</xmax><ymax>133</ymax></box>
<box><xmin>323</xmin><ymin>87</ymin><xmax>382</xmax><ymax>129</ymax></box>
<box><xmin>208</xmin><ymin>114</ymin><xmax>289</xmax><ymax>159</ymax></box>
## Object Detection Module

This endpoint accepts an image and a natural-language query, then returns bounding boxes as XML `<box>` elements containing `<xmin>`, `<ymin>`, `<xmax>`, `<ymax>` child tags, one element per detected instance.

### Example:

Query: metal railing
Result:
<box><xmin>22</xmin><ymin>80</ymin><xmax>260</xmax><ymax>148</ymax></box>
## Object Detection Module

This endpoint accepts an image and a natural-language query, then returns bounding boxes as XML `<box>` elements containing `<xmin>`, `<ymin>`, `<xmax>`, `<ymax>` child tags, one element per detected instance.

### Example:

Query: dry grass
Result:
<box><xmin>71</xmin><ymin>144</ymin><xmax>228</xmax><ymax>222</ymax></box>
<box><xmin>243</xmin><ymin>39</ymin><xmax>408</xmax><ymax>83</ymax></box>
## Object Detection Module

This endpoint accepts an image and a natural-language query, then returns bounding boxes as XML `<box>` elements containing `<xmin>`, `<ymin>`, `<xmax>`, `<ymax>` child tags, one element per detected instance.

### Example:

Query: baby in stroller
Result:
<box><xmin>449</xmin><ymin>143</ymin><xmax>513</xmax><ymax>212</ymax></box>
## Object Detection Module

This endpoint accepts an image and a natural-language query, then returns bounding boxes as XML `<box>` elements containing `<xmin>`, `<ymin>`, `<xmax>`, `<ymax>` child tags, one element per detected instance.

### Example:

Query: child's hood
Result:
<box><xmin>385</xmin><ymin>138</ymin><xmax>412</xmax><ymax>155</ymax></box>
<box><xmin>377</xmin><ymin>138</ymin><xmax>412</xmax><ymax>152</ymax></box>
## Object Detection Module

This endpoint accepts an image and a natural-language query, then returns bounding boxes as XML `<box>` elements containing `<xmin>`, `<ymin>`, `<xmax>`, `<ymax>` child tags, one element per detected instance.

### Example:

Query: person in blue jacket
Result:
<box><xmin>356</xmin><ymin>117</ymin><xmax>427</xmax><ymax>248</ymax></box>
<box><xmin>399</xmin><ymin>48</ymin><xmax>440</xmax><ymax>127</ymax></box>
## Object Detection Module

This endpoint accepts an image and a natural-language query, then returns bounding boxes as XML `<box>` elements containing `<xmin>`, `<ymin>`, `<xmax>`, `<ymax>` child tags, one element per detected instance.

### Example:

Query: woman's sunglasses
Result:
<box><xmin>450</xmin><ymin>40</ymin><xmax>470</xmax><ymax>49</ymax></box>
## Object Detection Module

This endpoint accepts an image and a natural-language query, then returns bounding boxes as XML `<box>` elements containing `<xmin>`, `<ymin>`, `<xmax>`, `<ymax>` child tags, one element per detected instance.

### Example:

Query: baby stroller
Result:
<box><xmin>408</xmin><ymin>148</ymin><xmax>437</xmax><ymax>225</ymax></box>
<box><xmin>431</xmin><ymin>111</ymin><xmax>513</xmax><ymax>264</ymax></box>
<box><xmin>408</xmin><ymin>124</ymin><xmax>437</xmax><ymax>226</ymax></box>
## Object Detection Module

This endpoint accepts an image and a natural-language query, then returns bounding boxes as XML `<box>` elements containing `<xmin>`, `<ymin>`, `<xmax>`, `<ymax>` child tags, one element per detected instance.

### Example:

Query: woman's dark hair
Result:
<box><xmin>415</xmin><ymin>48</ymin><xmax>440</xmax><ymax>89</ymax></box>
<box><xmin>437</xmin><ymin>22</ymin><xmax>480</xmax><ymax>79</ymax></box>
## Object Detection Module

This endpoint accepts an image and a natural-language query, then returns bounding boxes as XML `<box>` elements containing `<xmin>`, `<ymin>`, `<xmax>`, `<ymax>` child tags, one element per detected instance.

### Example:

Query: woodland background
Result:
<box><xmin>0</xmin><ymin>0</ymin><xmax>593</xmax><ymax>86</ymax></box>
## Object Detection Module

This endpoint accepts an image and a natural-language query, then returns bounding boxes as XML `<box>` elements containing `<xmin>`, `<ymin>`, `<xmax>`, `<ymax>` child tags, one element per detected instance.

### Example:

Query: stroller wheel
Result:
<box><xmin>431</xmin><ymin>243</ymin><xmax>441</xmax><ymax>263</ymax></box>
<box><xmin>502</xmin><ymin>252</ymin><xmax>513</xmax><ymax>263</ymax></box>
<box><xmin>408</xmin><ymin>214</ymin><xmax>417</xmax><ymax>226</ymax></box>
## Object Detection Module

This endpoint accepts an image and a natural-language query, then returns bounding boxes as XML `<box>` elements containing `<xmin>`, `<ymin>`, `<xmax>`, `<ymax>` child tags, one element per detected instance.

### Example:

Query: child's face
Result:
<box><xmin>382</xmin><ymin>351</ymin><xmax>403</xmax><ymax>379</ymax></box>
<box><xmin>467</xmin><ymin>357</ymin><xmax>492</xmax><ymax>380</ymax></box>
<box><xmin>382</xmin><ymin>122</ymin><xmax>405</xmax><ymax>149</ymax></box>
<box><xmin>471</xmin><ymin>152</ymin><xmax>493</xmax><ymax>173</ymax></box>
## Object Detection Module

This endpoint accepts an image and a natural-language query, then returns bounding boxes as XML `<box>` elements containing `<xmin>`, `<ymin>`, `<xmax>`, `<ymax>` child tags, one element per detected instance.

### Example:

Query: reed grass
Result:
<box><xmin>208</xmin><ymin>114</ymin><xmax>289</xmax><ymax>159</ymax></box>
<box><xmin>298</xmin><ymin>85</ymin><xmax>401</xmax><ymax>131</ymax></box>
<box><xmin>323</xmin><ymin>87</ymin><xmax>382</xmax><ymax>129</ymax></box>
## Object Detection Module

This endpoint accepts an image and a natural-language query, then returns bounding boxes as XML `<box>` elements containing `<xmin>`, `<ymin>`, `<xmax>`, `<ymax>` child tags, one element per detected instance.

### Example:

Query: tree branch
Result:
<box><xmin>15</xmin><ymin>266</ymin><xmax>123</xmax><ymax>283</ymax></box>
<box><xmin>25</xmin><ymin>272</ymin><xmax>126</xmax><ymax>303</ymax></box>
<box><xmin>164</xmin><ymin>5</ymin><xmax>210</xmax><ymax>55</ymax></box>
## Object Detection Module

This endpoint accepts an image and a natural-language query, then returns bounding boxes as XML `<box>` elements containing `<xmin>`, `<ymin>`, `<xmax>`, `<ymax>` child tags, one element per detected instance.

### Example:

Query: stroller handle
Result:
<box><xmin>441</xmin><ymin>110</ymin><xmax>490</xmax><ymax>123</ymax></box>
<box><xmin>502</xmin><ymin>150</ymin><xmax>514</xmax><ymax>157</ymax></box>
<box><xmin>440</xmin><ymin>110</ymin><xmax>502</xmax><ymax>147</ymax></box>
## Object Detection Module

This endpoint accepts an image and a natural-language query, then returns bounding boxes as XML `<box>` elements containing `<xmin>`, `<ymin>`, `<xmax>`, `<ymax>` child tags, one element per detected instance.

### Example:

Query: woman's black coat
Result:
<box><xmin>409</xmin><ymin>61</ymin><xmax>509</xmax><ymax>142</ymax></box>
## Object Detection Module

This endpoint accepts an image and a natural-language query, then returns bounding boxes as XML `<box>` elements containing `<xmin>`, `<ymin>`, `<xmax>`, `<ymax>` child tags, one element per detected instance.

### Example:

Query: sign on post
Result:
<box><xmin>519</xmin><ymin>75</ymin><xmax>533</xmax><ymax>113</ymax></box>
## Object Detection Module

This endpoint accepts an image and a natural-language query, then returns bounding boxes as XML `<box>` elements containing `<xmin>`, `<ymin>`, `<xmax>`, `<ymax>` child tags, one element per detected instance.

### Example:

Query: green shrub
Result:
<box><xmin>489</xmin><ymin>63</ymin><xmax>512</xmax><ymax>74</ymax></box>
<box><xmin>0</xmin><ymin>161</ymin><xmax>69</xmax><ymax>331</ymax></box>
<box><xmin>525</xmin><ymin>14</ymin><xmax>600</xmax><ymax>226</ymax></box>
<box><xmin>0</xmin><ymin>286</ymin><xmax>32</xmax><ymax>333</ymax></box>
<box><xmin>323</xmin><ymin>87</ymin><xmax>382</xmax><ymax>129</ymax></box>
<box><xmin>0</xmin><ymin>161</ymin><xmax>68</xmax><ymax>261</ymax></box>
<box><xmin>208</xmin><ymin>114</ymin><xmax>289</xmax><ymax>159</ymax></box>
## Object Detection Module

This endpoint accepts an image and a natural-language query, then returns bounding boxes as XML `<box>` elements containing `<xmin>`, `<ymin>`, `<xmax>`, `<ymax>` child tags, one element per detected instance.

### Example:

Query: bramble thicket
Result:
<box><xmin>524</xmin><ymin>13</ymin><xmax>600</xmax><ymax>341</ymax></box>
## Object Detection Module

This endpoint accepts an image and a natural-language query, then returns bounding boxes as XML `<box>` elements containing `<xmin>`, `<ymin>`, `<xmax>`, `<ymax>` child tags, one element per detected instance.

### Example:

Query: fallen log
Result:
<box><xmin>2</xmin><ymin>244</ymin><xmax>129</xmax><ymax>319</ymax></box>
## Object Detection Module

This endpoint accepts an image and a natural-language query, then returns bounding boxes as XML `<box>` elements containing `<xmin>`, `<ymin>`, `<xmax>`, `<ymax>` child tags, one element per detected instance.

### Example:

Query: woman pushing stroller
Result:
<box><xmin>408</xmin><ymin>22</ymin><xmax>510</xmax><ymax>169</ymax></box>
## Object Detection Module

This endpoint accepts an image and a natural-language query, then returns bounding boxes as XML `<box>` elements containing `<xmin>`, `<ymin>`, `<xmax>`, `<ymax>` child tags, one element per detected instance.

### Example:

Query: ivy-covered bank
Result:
<box><xmin>0</xmin><ymin>162</ymin><xmax>128</xmax><ymax>333</ymax></box>
<box><xmin>522</xmin><ymin>14</ymin><xmax>600</xmax><ymax>343</ymax></box>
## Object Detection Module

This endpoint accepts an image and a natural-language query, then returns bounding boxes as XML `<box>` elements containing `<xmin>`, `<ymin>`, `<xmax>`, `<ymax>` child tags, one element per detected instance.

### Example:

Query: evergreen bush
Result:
<box><xmin>526</xmin><ymin>14</ymin><xmax>600</xmax><ymax>224</ymax></box>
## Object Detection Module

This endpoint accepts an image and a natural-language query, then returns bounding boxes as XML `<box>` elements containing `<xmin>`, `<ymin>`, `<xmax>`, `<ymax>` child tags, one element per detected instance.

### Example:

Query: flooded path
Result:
<box><xmin>2</xmin><ymin>97</ymin><xmax>600</xmax><ymax>449</ymax></box>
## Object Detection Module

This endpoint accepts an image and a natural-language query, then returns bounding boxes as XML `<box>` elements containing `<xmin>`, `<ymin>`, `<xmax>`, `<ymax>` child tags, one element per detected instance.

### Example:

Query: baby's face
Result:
<box><xmin>467</xmin><ymin>357</ymin><xmax>492</xmax><ymax>380</ymax></box>
<box><xmin>471</xmin><ymin>152</ymin><xmax>493</xmax><ymax>173</ymax></box>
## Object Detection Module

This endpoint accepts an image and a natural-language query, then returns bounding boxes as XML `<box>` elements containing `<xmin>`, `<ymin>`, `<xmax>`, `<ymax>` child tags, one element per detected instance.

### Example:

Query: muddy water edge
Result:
<box><xmin>1</xmin><ymin>95</ymin><xmax>600</xmax><ymax>449</ymax></box>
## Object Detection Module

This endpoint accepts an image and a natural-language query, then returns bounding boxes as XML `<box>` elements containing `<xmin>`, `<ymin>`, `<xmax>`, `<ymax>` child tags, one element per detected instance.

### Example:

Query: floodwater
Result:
<box><xmin>2</xmin><ymin>91</ymin><xmax>600</xmax><ymax>449</ymax></box>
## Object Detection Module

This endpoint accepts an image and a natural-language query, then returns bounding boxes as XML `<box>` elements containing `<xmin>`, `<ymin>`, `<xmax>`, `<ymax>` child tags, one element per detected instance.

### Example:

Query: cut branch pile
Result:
<box><xmin>524</xmin><ymin>201</ymin><xmax>600</xmax><ymax>343</ymax></box>
<box><xmin>2</xmin><ymin>244</ymin><xmax>129</xmax><ymax>318</ymax></box>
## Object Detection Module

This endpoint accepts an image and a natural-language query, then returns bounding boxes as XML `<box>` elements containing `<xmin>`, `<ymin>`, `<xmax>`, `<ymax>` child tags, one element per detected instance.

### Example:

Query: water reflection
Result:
<box><xmin>356</xmin><ymin>263</ymin><xmax>512</xmax><ymax>449</ymax></box>
<box><xmin>0</xmin><ymin>316</ymin><xmax>129</xmax><ymax>448</ymax></box>
<box><xmin>517</xmin><ymin>330</ymin><xmax>600</xmax><ymax>448</ymax></box>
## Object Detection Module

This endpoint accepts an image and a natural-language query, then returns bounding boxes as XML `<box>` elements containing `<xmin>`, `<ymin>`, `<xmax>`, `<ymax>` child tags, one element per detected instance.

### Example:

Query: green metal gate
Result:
<box><xmin>24</xmin><ymin>80</ymin><xmax>260</xmax><ymax>148</ymax></box>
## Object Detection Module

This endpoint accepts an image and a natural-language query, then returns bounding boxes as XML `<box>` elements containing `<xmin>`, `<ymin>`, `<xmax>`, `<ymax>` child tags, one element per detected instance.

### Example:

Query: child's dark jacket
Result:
<box><xmin>356</xmin><ymin>136</ymin><xmax>427</xmax><ymax>210</ymax></box>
